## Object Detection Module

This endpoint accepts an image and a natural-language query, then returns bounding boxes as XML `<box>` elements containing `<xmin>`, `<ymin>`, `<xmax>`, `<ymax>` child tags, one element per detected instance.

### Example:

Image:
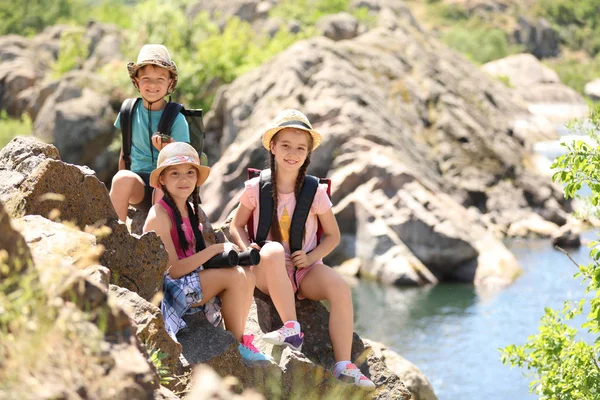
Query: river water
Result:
<box><xmin>351</xmin><ymin>232</ymin><xmax>595</xmax><ymax>399</ymax></box>
<box><xmin>351</xmin><ymin>123</ymin><xmax>596</xmax><ymax>399</ymax></box>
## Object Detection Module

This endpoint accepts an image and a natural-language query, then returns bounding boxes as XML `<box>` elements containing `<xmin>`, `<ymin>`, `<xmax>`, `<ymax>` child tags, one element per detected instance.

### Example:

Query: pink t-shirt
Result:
<box><xmin>239</xmin><ymin>176</ymin><xmax>332</xmax><ymax>268</ymax></box>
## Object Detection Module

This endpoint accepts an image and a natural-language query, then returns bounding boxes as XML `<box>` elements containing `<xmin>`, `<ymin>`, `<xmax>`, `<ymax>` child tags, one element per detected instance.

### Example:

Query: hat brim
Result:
<box><xmin>262</xmin><ymin>125</ymin><xmax>322</xmax><ymax>151</ymax></box>
<box><xmin>149</xmin><ymin>163</ymin><xmax>210</xmax><ymax>189</ymax></box>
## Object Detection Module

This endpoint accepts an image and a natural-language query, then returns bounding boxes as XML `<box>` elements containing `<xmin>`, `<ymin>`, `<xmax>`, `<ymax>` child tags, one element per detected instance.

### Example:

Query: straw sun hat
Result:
<box><xmin>261</xmin><ymin>109</ymin><xmax>322</xmax><ymax>151</ymax></box>
<box><xmin>127</xmin><ymin>44</ymin><xmax>178</xmax><ymax>94</ymax></box>
<box><xmin>149</xmin><ymin>142</ymin><xmax>210</xmax><ymax>189</ymax></box>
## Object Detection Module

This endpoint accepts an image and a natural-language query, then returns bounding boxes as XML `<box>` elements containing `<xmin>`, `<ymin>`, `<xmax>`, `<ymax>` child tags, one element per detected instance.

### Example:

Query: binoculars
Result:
<box><xmin>203</xmin><ymin>248</ymin><xmax>261</xmax><ymax>269</ymax></box>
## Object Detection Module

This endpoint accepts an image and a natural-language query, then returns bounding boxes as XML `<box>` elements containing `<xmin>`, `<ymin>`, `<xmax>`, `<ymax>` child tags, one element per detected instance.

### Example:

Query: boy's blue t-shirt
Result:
<box><xmin>115</xmin><ymin>103</ymin><xmax>190</xmax><ymax>174</ymax></box>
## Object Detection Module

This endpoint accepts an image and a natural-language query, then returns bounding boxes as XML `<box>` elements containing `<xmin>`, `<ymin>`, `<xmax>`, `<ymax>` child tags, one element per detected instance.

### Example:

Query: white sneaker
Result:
<box><xmin>262</xmin><ymin>322</ymin><xmax>304</xmax><ymax>351</ymax></box>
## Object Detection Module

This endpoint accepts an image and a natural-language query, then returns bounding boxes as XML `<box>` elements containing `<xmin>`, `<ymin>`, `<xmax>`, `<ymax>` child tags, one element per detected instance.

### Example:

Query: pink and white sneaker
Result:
<box><xmin>335</xmin><ymin>363</ymin><xmax>376</xmax><ymax>390</ymax></box>
<box><xmin>262</xmin><ymin>321</ymin><xmax>304</xmax><ymax>351</ymax></box>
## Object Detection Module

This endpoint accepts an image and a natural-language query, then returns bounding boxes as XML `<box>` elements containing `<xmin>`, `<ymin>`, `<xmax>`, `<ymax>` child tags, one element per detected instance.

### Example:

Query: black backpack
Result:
<box><xmin>119</xmin><ymin>98</ymin><xmax>207</xmax><ymax>170</ymax></box>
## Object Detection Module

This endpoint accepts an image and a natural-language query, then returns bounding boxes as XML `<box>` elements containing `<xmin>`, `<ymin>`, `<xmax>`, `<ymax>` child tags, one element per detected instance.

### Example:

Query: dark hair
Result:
<box><xmin>268</xmin><ymin>129</ymin><xmax>313</xmax><ymax>241</ymax></box>
<box><xmin>161</xmin><ymin>185</ymin><xmax>205</xmax><ymax>257</ymax></box>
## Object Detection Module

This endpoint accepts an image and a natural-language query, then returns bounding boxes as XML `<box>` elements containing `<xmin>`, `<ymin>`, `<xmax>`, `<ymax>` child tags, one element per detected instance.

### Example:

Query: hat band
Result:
<box><xmin>160</xmin><ymin>155</ymin><xmax>199</xmax><ymax>167</ymax></box>
<box><xmin>278</xmin><ymin>120</ymin><xmax>312</xmax><ymax>130</ymax></box>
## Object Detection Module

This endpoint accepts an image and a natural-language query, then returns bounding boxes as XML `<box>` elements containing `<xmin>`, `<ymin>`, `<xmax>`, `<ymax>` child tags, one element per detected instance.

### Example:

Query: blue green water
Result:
<box><xmin>351</xmin><ymin>231</ymin><xmax>596</xmax><ymax>400</ymax></box>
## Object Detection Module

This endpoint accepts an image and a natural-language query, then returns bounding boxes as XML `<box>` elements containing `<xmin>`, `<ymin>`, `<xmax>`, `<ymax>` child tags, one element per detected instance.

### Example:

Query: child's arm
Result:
<box><xmin>230</xmin><ymin>204</ymin><xmax>254</xmax><ymax>251</ymax></box>
<box><xmin>291</xmin><ymin>209</ymin><xmax>341</xmax><ymax>269</ymax></box>
<box><xmin>143</xmin><ymin>205</ymin><xmax>226</xmax><ymax>279</ymax></box>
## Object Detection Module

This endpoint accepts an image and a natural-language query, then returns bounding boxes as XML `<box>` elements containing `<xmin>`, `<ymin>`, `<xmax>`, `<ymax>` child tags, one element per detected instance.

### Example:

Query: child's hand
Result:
<box><xmin>249</xmin><ymin>242</ymin><xmax>262</xmax><ymax>251</ymax></box>
<box><xmin>291</xmin><ymin>250</ymin><xmax>310</xmax><ymax>269</ymax></box>
<box><xmin>211</xmin><ymin>242</ymin><xmax>240</xmax><ymax>255</ymax></box>
<box><xmin>151</xmin><ymin>134</ymin><xmax>173</xmax><ymax>151</ymax></box>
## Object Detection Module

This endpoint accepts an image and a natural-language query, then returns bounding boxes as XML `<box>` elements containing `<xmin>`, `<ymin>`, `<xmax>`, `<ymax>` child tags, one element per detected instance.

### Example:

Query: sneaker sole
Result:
<box><xmin>261</xmin><ymin>336</ymin><xmax>303</xmax><ymax>352</ymax></box>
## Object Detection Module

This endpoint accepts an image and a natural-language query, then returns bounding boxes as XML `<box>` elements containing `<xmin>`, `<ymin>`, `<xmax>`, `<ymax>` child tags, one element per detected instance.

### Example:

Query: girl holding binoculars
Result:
<box><xmin>143</xmin><ymin>142</ymin><xmax>269</xmax><ymax>361</ymax></box>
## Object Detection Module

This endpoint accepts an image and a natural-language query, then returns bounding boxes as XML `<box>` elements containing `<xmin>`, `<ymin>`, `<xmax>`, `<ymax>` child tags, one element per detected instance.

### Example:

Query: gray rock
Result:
<box><xmin>551</xmin><ymin>225</ymin><xmax>581</xmax><ymax>249</ymax></box>
<box><xmin>99</xmin><ymin>221</ymin><xmax>168</xmax><ymax>302</ymax></box>
<box><xmin>584</xmin><ymin>79</ymin><xmax>600</xmax><ymax>101</ymax></box>
<box><xmin>316</xmin><ymin>13</ymin><xmax>360</xmax><ymax>41</ymax></box>
<box><xmin>0</xmin><ymin>137</ymin><xmax>117</xmax><ymax>227</ymax></box>
<box><xmin>109</xmin><ymin>285</ymin><xmax>183</xmax><ymax>372</ymax></box>
<box><xmin>514</xmin><ymin>17</ymin><xmax>560</xmax><ymax>59</ymax></box>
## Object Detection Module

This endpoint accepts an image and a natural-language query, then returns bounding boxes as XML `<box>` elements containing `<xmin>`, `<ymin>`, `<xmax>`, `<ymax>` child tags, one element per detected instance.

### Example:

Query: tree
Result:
<box><xmin>500</xmin><ymin>106</ymin><xmax>600</xmax><ymax>399</ymax></box>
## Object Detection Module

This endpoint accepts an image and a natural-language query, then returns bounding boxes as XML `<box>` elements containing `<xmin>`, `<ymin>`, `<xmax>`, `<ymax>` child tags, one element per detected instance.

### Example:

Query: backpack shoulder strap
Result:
<box><xmin>120</xmin><ymin>98</ymin><xmax>141</xmax><ymax>170</ymax></box>
<box><xmin>289</xmin><ymin>175</ymin><xmax>319</xmax><ymax>253</ymax></box>
<box><xmin>157</xmin><ymin>102</ymin><xmax>184</xmax><ymax>136</ymax></box>
<box><xmin>255</xmin><ymin>169</ymin><xmax>274</xmax><ymax>246</ymax></box>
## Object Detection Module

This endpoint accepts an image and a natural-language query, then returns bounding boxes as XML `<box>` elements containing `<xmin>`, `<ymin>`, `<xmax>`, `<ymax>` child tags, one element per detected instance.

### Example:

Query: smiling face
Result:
<box><xmin>159</xmin><ymin>164</ymin><xmax>198</xmax><ymax>200</ymax></box>
<box><xmin>270</xmin><ymin>128</ymin><xmax>312</xmax><ymax>172</ymax></box>
<box><xmin>135</xmin><ymin>65</ymin><xmax>172</xmax><ymax>105</ymax></box>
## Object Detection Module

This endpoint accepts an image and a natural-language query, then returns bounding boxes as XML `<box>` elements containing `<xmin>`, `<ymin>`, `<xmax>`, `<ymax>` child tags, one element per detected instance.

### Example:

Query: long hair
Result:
<box><xmin>161</xmin><ymin>184</ymin><xmax>205</xmax><ymax>257</ymax></box>
<box><xmin>268</xmin><ymin>129</ymin><xmax>313</xmax><ymax>242</ymax></box>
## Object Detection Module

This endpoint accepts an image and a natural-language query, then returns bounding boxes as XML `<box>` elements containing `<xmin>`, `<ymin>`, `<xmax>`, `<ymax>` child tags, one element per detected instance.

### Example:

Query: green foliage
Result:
<box><xmin>0</xmin><ymin>0</ymin><xmax>84</xmax><ymax>36</ymax></box>
<box><xmin>147</xmin><ymin>346</ymin><xmax>173</xmax><ymax>386</ymax></box>
<box><xmin>495</xmin><ymin>75</ymin><xmax>513</xmax><ymax>88</ymax></box>
<box><xmin>270</xmin><ymin>0</ymin><xmax>350</xmax><ymax>26</ymax></box>
<box><xmin>51</xmin><ymin>28</ymin><xmax>90</xmax><ymax>78</ymax></box>
<box><xmin>442</xmin><ymin>25</ymin><xmax>521</xmax><ymax>64</ymax></box>
<box><xmin>535</xmin><ymin>0</ymin><xmax>600</xmax><ymax>56</ymax></box>
<box><xmin>0</xmin><ymin>110</ymin><xmax>32</xmax><ymax>150</ymax></box>
<box><xmin>545</xmin><ymin>55</ymin><xmax>600</xmax><ymax>96</ymax></box>
<box><xmin>175</xmin><ymin>14</ymin><xmax>314</xmax><ymax>110</ymax></box>
<box><xmin>500</xmin><ymin>106</ymin><xmax>600</xmax><ymax>398</ymax></box>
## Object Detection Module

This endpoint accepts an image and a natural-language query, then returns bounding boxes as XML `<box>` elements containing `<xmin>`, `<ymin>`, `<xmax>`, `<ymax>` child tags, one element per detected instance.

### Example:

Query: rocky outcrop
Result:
<box><xmin>2</xmin><ymin>199</ymin><xmax>161</xmax><ymax>400</ymax></box>
<box><xmin>249</xmin><ymin>290</ymin><xmax>413</xmax><ymax>399</ymax></box>
<box><xmin>0</xmin><ymin>136</ymin><xmax>117</xmax><ymax>227</ymax></box>
<box><xmin>513</xmin><ymin>17</ymin><xmax>560</xmax><ymax>59</ymax></box>
<box><xmin>482</xmin><ymin>54</ymin><xmax>588</xmax><ymax>124</ymax></box>
<box><xmin>316</xmin><ymin>12</ymin><xmax>361</xmax><ymax>41</ymax></box>
<box><xmin>0</xmin><ymin>23</ymin><xmax>121</xmax><ymax>183</ymax></box>
<box><xmin>200</xmin><ymin>17</ymin><xmax>568</xmax><ymax>286</ymax></box>
<box><xmin>0</xmin><ymin>137</ymin><xmax>168</xmax><ymax>301</ymax></box>
<box><xmin>364</xmin><ymin>339</ymin><xmax>438</xmax><ymax>400</ymax></box>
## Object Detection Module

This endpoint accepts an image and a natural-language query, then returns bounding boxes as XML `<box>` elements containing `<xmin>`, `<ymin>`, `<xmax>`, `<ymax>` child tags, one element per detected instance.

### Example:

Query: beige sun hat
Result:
<box><xmin>127</xmin><ymin>44</ymin><xmax>178</xmax><ymax>94</ymax></box>
<box><xmin>261</xmin><ymin>109</ymin><xmax>322</xmax><ymax>151</ymax></box>
<box><xmin>149</xmin><ymin>142</ymin><xmax>210</xmax><ymax>189</ymax></box>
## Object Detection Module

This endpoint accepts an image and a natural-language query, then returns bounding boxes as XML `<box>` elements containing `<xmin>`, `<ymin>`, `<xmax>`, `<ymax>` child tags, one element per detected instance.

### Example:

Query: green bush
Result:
<box><xmin>51</xmin><ymin>29</ymin><xmax>90</xmax><ymax>78</ymax></box>
<box><xmin>545</xmin><ymin>55</ymin><xmax>600</xmax><ymax>96</ymax></box>
<box><xmin>0</xmin><ymin>111</ymin><xmax>32</xmax><ymax>150</ymax></box>
<box><xmin>442</xmin><ymin>25</ymin><xmax>520</xmax><ymax>64</ymax></box>
<box><xmin>270</xmin><ymin>0</ymin><xmax>350</xmax><ymax>26</ymax></box>
<box><xmin>535</xmin><ymin>0</ymin><xmax>600</xmax><ymax>56</ymax></box>
<box><xmin>500</xmin><ymin>106</ymin><xmax>600</xmax><ymax>399</ymax></box>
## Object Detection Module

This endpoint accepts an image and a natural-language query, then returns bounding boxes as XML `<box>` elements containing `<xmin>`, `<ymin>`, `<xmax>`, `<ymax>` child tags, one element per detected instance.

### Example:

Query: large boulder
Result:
<box><xmin>0</xmin><ymin>136</ymin><xmax>168</xmax><ymax>301</ymax></box>
<box><xmin>32</xmin><ymin>71</ymin><xmax>117</xmax><ymax>183</ymax></box>
<box><xmin>0</xmin><ymin>136</ymin><xmax>117</xmax><ymax>227</ymax></box>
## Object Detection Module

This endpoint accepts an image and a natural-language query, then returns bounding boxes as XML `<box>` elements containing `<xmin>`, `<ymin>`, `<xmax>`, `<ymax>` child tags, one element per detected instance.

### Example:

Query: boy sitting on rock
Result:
<box><xmin>110</xmin><ymin>44</ymin><xmax>189</xmax><ymax>222</ymax></box>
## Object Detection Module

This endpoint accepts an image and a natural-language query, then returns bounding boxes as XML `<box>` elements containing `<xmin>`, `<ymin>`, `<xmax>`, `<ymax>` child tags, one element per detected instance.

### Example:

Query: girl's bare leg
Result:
<box><xmin>197</xmin><ymin>266</ymin><xmax>253</xmax><ymax>341</ymax></box>
<box><xmin>298</xmin><ymin>264</ymin><xmax>353</xmax><ymax>362</ymax></box>
<box><xmin>252</xmin><ymin>242</ymin><xmax>297</xmax><ymax>322</ymax></box>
